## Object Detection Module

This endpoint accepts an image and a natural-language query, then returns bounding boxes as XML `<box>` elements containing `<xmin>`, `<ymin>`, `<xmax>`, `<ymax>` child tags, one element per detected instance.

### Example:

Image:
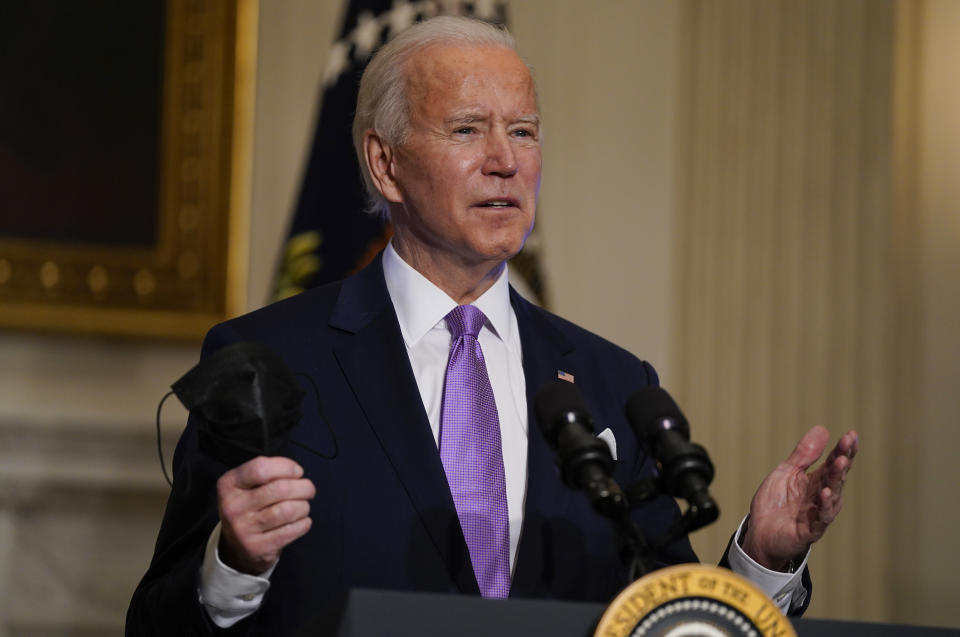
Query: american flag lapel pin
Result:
<box><xmin>557</xmin><ymin>370</ymin><xmax>575</xmax><ymax>383</ymax></box>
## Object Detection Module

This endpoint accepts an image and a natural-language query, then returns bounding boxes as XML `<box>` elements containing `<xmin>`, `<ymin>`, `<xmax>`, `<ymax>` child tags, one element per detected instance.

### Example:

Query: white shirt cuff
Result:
<box><xmin>198</xmin><ymin>522</ymin><xmax>277</xmax><ymax>628</ymax></box>
<box><xmin>726</xmin><ymin>516</ymin><xmax>809</xmax><ymax>613</ymax></box>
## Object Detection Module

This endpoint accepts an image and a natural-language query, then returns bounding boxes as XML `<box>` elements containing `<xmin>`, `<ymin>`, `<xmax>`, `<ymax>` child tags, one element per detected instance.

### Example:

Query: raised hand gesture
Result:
<box><xmin>741</xmin><ymin>426</ymin><xmax>859</xmax><ymax>570</ymax></box>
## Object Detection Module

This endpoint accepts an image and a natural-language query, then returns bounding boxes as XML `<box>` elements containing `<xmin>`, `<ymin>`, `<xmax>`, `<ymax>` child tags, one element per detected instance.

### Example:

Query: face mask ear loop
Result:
<box><xmin>292</xmin><ymin>372</ymin><xmax>339</xmax><ymax>460</ymax></box>
<box><xmin>156</xmin><ymin>390</ymin><xmax>176</xmax><ymax>487</ymax></box>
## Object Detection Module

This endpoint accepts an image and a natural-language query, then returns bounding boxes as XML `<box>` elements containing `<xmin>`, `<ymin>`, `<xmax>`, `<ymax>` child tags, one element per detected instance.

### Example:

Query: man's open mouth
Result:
<box><xmin>477</xmin><ymin>199</ymin><xmax>518</xmax><ymax>208</ymax></box>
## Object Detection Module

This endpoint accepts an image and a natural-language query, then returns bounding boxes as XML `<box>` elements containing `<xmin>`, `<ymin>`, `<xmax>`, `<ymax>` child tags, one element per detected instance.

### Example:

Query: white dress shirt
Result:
<box><xmin>199</xmin><ymin>241</ymin><xmax>806</xmax><ymax>626</ymax></box>
<box><xmin>381</xmin><ymin>241</ymin><xmax>528</xmax><ymax>571</ymax></box>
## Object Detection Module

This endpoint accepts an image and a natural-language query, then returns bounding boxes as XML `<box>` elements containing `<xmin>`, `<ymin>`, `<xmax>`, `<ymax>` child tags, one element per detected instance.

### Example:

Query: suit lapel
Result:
<box><xmin>508</xmin><ymin>291</ymin><xmax>577</xmax><ymax>597</ymax></box>
<box><xmin>329</xmin><ymin>256</ymin><xmax>479</xmax><ymax>594</ymax></box>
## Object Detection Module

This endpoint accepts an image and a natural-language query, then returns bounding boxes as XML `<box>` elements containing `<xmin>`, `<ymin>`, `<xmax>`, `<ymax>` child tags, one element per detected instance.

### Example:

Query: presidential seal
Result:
<box><xmin>594</xmin><ymin>564</ymin><xmax>797</xmax><ymax>637</ymax></box>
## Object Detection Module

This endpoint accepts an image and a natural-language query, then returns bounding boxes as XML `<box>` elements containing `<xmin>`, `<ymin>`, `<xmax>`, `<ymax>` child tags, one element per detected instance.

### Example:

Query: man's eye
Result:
<box><xmin>512</xmin><ymin>128</ymin><xmax>533</xmax><ymax>138</ymax></box>
<box><xmin>454</xmin><ymin>127</ymin><xmax>475</xmax><ymax>135</ymax></box>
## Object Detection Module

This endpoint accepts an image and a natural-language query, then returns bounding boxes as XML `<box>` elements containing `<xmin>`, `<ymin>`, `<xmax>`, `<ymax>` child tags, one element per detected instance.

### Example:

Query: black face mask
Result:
<box><xmin>171</xmin><ymin>342</ymin><xmax>305</xmax><ymax>467</ymax></box>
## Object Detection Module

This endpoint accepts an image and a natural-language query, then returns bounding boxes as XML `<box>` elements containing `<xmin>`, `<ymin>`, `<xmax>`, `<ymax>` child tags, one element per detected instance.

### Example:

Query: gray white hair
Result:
<box><xmin>352</xmin><ymin>16</ymin><xmax>519</xmax><ymax>218</ymax></box>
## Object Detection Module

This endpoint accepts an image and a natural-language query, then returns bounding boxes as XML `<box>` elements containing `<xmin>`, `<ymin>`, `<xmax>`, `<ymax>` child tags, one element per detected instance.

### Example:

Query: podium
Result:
<box><xmin>296</xmin><ymin>588</ymin><xmax>959</xmax><ymax>637</ymax></box>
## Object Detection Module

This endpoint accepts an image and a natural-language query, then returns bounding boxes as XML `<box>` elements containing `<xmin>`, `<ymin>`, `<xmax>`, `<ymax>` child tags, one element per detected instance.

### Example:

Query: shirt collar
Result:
<box><xmin>382</xmin><ymin>240</ymin><xmax>512</xmax><ymax>347</ymax></box>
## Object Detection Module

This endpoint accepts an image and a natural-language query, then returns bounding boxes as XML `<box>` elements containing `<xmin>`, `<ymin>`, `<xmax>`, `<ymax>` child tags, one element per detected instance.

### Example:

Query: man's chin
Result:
<box><xmin>482</xmin><ymin>218</ymin><xmax>533</xmax><ymax>255</ymax></box>
<box><xmin>478</xmin><ymin>241</ymin><xmax>528</xmax><ymax>268</ymax></box>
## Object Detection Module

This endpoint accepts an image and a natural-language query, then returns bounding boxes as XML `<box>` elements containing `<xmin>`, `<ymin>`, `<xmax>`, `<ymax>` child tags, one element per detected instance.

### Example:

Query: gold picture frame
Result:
<box><xmin>0</xmin><ymin>0</ymin><xmax>256</xmax><ymax>340</ymax></box>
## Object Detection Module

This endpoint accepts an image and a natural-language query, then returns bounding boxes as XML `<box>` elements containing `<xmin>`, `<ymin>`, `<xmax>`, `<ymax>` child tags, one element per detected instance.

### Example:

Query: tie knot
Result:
<box><xmin>445</xmin><ymin>304</ymin><xmax>486</xmax><ymax>339</ymax></box>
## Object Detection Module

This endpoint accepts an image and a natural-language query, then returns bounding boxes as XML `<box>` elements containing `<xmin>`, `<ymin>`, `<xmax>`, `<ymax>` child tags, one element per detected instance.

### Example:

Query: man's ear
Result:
<box><xmin>363</xmin><ymin>130</ymin><xmax>403</xmax><ymax>204</ymax></box>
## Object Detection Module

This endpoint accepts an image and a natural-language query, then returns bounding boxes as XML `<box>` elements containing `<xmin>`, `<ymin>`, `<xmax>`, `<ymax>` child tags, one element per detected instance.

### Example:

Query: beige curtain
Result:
<box><xmin>672</xmin><ymin>0</ymin><xmax>903</xmax><ymax>621</ymax></box>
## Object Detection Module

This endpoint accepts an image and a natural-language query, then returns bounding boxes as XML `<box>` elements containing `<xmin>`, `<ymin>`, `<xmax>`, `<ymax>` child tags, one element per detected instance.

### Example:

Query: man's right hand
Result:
<box><xmin>216</xmin><ymin>456</ymin><xmax>316</xmax><ymax>575</ymax></box>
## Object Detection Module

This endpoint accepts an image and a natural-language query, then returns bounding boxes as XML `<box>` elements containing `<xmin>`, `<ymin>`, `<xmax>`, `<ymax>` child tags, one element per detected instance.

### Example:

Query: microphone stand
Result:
<box><xmin>564</xmin><ymin>449</ymin><xmax>721</xmax><ymax>584</ymax></box>
<box><xmin>620</xmin><ymin>460</ymin><xmax>720</xmax><ymax>583</ymax></box>
<box><xmin>580</xmin><ymin>453</ymin><xmax>720</xmax><ymax>584</ymax></box>
<box><xmin>590</xmin><ymin>473</ymin><xmax>719</xmax><ymax>585</ymax></box>
<box><xmin>582</xmin><ymin>475</ymin><xmax>656</xmax><ymax>581</ymax></box>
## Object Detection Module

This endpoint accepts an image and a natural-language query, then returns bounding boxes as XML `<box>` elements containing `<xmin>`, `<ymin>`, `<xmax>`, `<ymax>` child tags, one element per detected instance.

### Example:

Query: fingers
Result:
<box><xmin>815</xmin><ymin>485</ymin><xmax>842</xmax><ymax>527</ymax></box>
<box><xmin>824</xmin><ymin>455</ymin><xmax>848</xmax><ymax>491</ymax></box>
<box><xmin>225</xmin><ymin>455</ymin><xmax>305</xmax><ymax>490</ymax></box>
<box><xmin>811</xmin><ymin>431</ymin><xmax>860</xmax><ymax>533</ymax></box>
<box><xmin>842</xmin><ymin>430</ymin><xmax>859</xmax><ymax>460</ymax></box>
<box><xmin>260</xmin><ymin>516</ymin><xmax>313</xmax><ymax>552</ymax></box>
<box><xmin>218</xmin><ymin>457</ymin><xmax>316</xmax><ymax>525</ymax></box>
<box><xmin>223</xmin><ymin>475</ymin><xmax>317</xmax><ymax>517</ymax></box>
<box><xmin>784</xmin><ymin>425</ymin><xmax>830</xmax><ymax>470</ymax></box>
<box><xmin>820</xmin><ymin>430</ymin><xmax>858</xmax><ymax>490</ymax></box>
<box><xmin>824</xmin><ymin>430</ymin><xmax>858</xmax><ymax>464</ymax></box>
<box><xmin>220</xmin><ymin>514</ymin><xmax>314</xmax><ymax>576</ymax></box>
<box><xmin>750</xmin><ymin>428</ymin><xmax>860</xmax><ymax>556</ymax></box>
<box><xmin>218</xmin><ymin>456</ymin><xmax>315</xmax><ymax>528</ymax></box>
<box><xmin>216</xmin><ymin>456</ymin><xmax>316</xmax><ymax>574</ymax></box>
<box><xmin>220</xmin><ymin>480</ymin><xmax>316</xmax><ymax>531</ymax></box>
<box><xmin>228</xmin><ymin>503</ymin><xmax>315</xmax><ymax>539</ymax></box>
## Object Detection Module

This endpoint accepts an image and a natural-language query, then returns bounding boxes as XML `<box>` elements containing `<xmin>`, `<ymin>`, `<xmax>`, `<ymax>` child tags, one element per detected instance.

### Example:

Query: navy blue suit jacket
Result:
<box><xmin>127</xmin><ymin>255</ymin><xmax>697</xmax><ymax>636</ymax></box>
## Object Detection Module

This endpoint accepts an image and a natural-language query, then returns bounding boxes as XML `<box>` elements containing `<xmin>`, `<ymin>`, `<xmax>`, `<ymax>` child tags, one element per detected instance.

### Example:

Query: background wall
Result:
<box><xmin>910</xmin><ymin>0</ymin><xmax>960</xmax><ymax>621</ymax></box>
<box><xmin>0</xmin><ymin>1</ymin><xmax>955</xmax><ymax>634</ymax></box>
<box><xmin>672</xmin><ymin>0</ymin><xmax>900</xmax><ymax>621</ymax></box>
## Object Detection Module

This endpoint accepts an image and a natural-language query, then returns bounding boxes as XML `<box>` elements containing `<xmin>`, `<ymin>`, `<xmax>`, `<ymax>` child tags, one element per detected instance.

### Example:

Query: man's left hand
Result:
<box><xmin>741</xmin><ymin>426</ymin><xmax>859</xmax><ymax>571</ymax></box>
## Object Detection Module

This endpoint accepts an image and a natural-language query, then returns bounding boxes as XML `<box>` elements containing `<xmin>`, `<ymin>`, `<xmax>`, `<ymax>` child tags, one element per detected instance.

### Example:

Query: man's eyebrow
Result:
<box><xmin>443</xmin><ymin>113</ymin><xmax>541</xmax><ymax>126</ymax></box>
<box><xmin>445</xmin><ymin>113</ymin><xmax>486</xmax><ymax>125</ymax></box>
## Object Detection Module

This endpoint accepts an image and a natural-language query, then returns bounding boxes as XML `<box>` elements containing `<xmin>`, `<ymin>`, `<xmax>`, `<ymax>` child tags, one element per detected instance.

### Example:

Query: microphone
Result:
<box><xmin>534</xmin><ymin>380</ymin><xmax>623</xmax><ymax>514</ymax></box>
<box><xmin>624</xmin><ymin>387</ymin><xmax>718</xmax><ymax>525</ymax></box>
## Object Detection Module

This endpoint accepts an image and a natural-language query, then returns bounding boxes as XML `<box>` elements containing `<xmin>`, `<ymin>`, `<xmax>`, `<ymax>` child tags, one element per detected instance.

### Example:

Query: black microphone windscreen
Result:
<box><xmin>625</xmin><ymin>386</ymin><xmax>688</xmax><ymax>439</ymax></box>
<box><xmin>534</xmin><ymin>379</ymin><xmax>588</xmax><ymax>445</ymax></box>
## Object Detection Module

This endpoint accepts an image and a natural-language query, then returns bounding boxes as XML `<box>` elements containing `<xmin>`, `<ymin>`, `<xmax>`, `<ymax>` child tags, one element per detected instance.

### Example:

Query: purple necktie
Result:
<box><xmin>439</xmin><ymin>305</ymin><xmax>510</xmax><ymax>598</ymax></box>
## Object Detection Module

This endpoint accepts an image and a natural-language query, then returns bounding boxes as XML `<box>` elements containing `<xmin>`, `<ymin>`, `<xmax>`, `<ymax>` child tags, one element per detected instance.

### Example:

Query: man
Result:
<box><xmin>127</xmin><ymin>16</ymin><xmax>857</xmax><ymax>636</ymax></box>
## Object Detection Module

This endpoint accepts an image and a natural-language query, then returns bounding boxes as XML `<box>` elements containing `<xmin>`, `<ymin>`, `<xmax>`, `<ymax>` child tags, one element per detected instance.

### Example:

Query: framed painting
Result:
<box><xmin>0</xmin><ymin>0</ymin><xmax>256</xmax><ymax>339</ymax></box>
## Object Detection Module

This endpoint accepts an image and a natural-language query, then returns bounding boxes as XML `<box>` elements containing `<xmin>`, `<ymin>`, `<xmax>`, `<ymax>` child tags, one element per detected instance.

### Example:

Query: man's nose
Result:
<box><xmin>482</xmin><ymin>130</ymin><xmax>518</xmax><ymax>177</ymax></box>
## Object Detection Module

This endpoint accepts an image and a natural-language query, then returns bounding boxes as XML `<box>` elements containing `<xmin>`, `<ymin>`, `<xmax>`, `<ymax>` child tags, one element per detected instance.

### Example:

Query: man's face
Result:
<box><xmin>386</xmin><ymin>44</ymin><xmax>541</xmax><ymax>273</ymax></box>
